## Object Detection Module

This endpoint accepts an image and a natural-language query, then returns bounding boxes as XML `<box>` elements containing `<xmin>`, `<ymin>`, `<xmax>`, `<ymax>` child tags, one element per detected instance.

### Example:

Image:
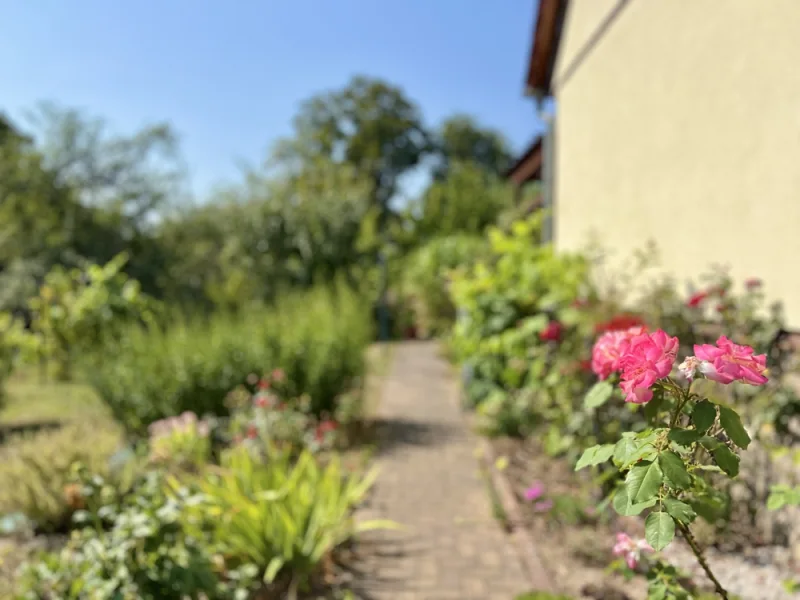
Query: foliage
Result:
<box><xmin>0</xmin><ymin>420</ymin><xmax>123</xmax><ymax>532</ymax></box>
<box><xmin>158</xmin><ymin>159</ymin><xmax>377</xmax><ymax>310</ymax></box>
<box><xmin>88</xmin><ymin>284</ymin><xmax>372</xmax><ymax>437</ymax></box>
<box><xmin>226</xmin><ymin>372</ymin><xmax>343</xmax><ymax>457</ymax></box>
<box><xmin>26</xmin><ymin>253</ymin><xmax>160</xmax><ymax>380</ymax></box>
<box><xmin>175</xmin><ymin>444</ymin><xmax>395</xmax><ymax>593</ymax></box>
<box><xmin>0</xmin><ymin>312</ymin><xmax>32</xmax><ymax>401</ymax></box>
<box><xmin>411</xmin><ymin>160</ymin><xmax>516</xmax><ymax>242</ymax></box>
<box><xmin>15</xmin><ymin>470</ymin><xmax>245</xmax><ymax>600</ymax></box>
<box><xmin>272</xmin><ymin>75</ymin><xmax>429</xmax><ymax>222</ymax></box>
<box><xmin>431</xmin><ymin>114</ymin><xmax>513</xmax><ymax>180</ymax></box>
<box><xmin>448</xmin><ymin>213</ymin><xmax>593</xmax><ymax>438</ymax></box>
<box><xmin>147</xmin><ymin>411</ymin><xmax>213</xmax><ymax>471</ymax></box>
<box><xmin>400</xmin><ymin>234</ymin><xmax>488</xmax><ymax>338</ymax></box>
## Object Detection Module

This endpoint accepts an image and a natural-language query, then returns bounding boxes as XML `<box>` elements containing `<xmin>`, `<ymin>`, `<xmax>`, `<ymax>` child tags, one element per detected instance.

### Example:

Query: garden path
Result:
<box><xmin>353</xmin><ymin>341</ymin><xmax>530</xmax><ymax>600</ymax></box>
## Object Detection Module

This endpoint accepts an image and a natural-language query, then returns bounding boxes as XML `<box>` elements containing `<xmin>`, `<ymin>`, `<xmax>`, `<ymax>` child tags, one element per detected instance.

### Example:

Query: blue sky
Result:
<box><xmin>1</xmin><ymin>0</ymin><xmax>544</xmax><ymax>201</ymax></box>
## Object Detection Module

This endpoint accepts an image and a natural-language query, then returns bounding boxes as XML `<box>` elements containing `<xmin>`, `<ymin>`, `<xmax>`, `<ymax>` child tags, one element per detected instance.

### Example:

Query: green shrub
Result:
<box><xmin>176</xmin><ymin>444</ymin><xmax>395</xmax><ymax>594</ymax></box>
<box><xmin>0</xmin><ymin>420</ymin><xmax>123</xmax><ymax>532</ymax></box>
<box><xmin>25</xmin><ymin>253</ymin><xmax>160</xmax><ymax>381</ymax></box>
<box><xmin>88</xmin><ymin>284</ymin><xmax>372</xmax><ymax>437</ymax></box>
<box><xmin>15</xmin><ymin>470</ymin><xmax>243</xmax><ymax>600</ymax></box>
<box><xmin>400</xmin><ymin>234</ymin><xmax>488</xmax><ymax>338</ymax></box>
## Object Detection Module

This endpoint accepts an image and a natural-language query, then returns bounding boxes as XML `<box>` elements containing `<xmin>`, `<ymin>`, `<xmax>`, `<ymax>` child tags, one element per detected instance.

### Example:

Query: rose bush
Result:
<box><xmin>577</xmin><ymin>329</ymin><xmax>769</xmax><ymax>599</ymax></box>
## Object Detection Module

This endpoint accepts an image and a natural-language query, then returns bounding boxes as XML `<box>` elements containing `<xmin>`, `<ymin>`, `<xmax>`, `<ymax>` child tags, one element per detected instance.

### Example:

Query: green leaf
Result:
<box><xmin>645</xmin><ymin>512</ymin><xmax>675</xmax><ymax>551</ymax></box>
<box><xmin>575</xmin><ymin>444</ymin><xmax>615</xmax><ymax>471</ymax></box>
<box><xmin>692</xmin><ymin>400</ymin><xmax>716</xmax><ymax>432</ymax></box>
<box><xmin>667</xmin><ymin>428</ymin><xmax>702</xmax><ymax>447</ymax></box>
<box><xmin>584</xmin><ymin>381</ymin><xmax>613</xmax><ymax>410</ymax></box>
<box><xmin>613</xmin><ymin>433</ymin><xmax>658</xmax><ymax>469</ymax></box>
<box><xmin>613</xmin><ymin>435</ymin><xmax>638</xmax><ymax>466</ymax></box>
<box><xmin>643</xmin><ymin>389</ymin><xmax>665</xmax><ymax>423</ymax></box>
<box><xmin>663</xmin><ymin>498</ymin><xmax>696</xmax><ymax>524</ymax></box>
<box><xmin>767</xmin><ymin>491</ymin><xmax>787</xmax><ymax>511</ymax></box>
<box><xmin>719</xmin><ymin>406</ymin><xmax>751</xmax><ymax>450</ymax></box>
<box><xmin>626</xmin><ymin>460</ymin><xmax>663</xmax><ymax>503</ymax></box>
<box><xmin>659</xmin><ymin>451</ymin><xmax>691</xmax><ymax>490</ymax></box>
<box><xmin>712</xmin><ymin>446</ymin><xmax>740</xmax><ymax>477</ymax></box>
<box><xmin>613</xmin><ymin>486</ymin><xmax>657</xmax><ymax>516</ymax></box>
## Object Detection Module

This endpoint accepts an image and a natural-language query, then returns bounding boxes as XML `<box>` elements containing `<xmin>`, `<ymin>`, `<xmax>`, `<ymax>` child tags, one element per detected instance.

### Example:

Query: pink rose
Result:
<box><xmin>618</xmin><ymin>329</ymin><xmax>679</xmax><ymax>404</ymax></box>
<box><xmin>613</xmin><ymin>533</ymin><xmax>653</xmax><ymax>569</ymax></box>
<box><xmin>693</xmin><ymin>336</ymin><xmax>768</xmax><ymax>386</ymax></box>
<box><xmin>591</xmin><ymin>326</ymin><xmax>647</xmax><ymax>380</ymax></box>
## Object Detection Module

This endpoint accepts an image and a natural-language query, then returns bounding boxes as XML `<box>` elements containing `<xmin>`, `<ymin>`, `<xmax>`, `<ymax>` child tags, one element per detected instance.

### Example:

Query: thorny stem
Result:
<box><xmin>677</xmin><ymin>521</ymin><xmax>729</xmax><ymax>600</ymax></box>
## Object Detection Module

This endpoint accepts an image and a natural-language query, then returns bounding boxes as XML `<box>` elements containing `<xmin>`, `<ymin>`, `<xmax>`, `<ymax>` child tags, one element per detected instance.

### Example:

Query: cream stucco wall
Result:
<box><xmin>552</xmin><ymin>0</ymin><xmax>800</xmax><ymax>327</ymax></box>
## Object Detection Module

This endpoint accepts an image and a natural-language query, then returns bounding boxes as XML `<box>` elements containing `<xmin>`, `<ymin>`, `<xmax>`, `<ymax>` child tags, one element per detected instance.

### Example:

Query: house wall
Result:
<box><xmin>552</xmin><ymin>0</ymin><xmax>800</xmax><ymax>327</ymax></box>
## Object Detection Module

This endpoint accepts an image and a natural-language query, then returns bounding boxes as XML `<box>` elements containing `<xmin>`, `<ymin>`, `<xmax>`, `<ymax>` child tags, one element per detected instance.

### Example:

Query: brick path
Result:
<box><xmin>353</xmin><ymin>341</ymin><xmax>529</xmax><ymax>600</ymax></box>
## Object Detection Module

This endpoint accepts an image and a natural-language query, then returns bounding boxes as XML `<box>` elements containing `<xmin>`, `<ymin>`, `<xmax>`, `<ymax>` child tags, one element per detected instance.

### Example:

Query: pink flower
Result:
<box><xmin>591</xmin><ymin>326</ymin><xmax>647</xmax><ymax>380</ymax></box>
<box><xmin>687</xmin><ymin>291</ymin><xmax>709</xmax><ymax>308</ymax></box>
<box><xmin>613</xmin><ymin>533</ymin><xmax>653</xmax><ymax>569</ymax></box>
<box><xmin>618</xmin><ymin>329</ymin><xmax>679</xmax><ymax>404</ymax></box>
<box><xmin>271</xmin><ymin>368</ymin><xmax>286</xmax><ymax>383</ymax></box>
<box><xmin>524</xmin><ymin>482</ymin><xmax>545</xmax><ymax>502</ymax></box>
<box><xmin>539</xmin><ymin>321</ymin><xmax>563</xmax><ymax>342</ymax></box>
<box><xmin>692</xmin><ymin>336</ymin><xmax>768</xmax><ymax>386</ymax></box>
<box><xmin>745</xmin><ymin>278</ymin><xmax>762</xmax><ymax>291</ymax></box>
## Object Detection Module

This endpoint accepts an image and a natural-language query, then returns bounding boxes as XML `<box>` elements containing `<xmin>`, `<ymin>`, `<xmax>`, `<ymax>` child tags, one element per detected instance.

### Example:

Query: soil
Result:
<box><xmin>490</xmin><ymin>437</ymin><xmax>799</xmax><ymax>600</ymax></box>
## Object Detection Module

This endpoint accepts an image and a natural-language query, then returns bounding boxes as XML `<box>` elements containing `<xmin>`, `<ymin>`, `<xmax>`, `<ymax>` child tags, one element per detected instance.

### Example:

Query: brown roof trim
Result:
<box><xmin>505</xmin><ymin>137</ymin><xmax>543</xmax><ymax>186</ymax></box>
<box><xmin>525</xmin><ymin>0</ymin><xmax>569</xmax><ymax>97</ymax></box>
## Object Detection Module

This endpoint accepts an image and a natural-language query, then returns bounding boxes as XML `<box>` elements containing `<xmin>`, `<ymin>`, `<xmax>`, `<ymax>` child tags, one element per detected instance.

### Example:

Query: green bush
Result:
<box><xmin>0</xmin><ymin>420</ymin><xmax>123</xmax><ymax>532</ymax></box>
<box><xmin>88</xmin><ymin>284</ymin><xmax>372</xmax><ymax>437</ymax></box>
<box><xmin>177</xmin><ymin>444</ymin><xmax>394</xmax><ymax>594</ymax></box>
<box><xmin>15</xmin><ymin>470</ymin><xmax>243</xmax><ymax>600</ymax></box>
<box><xmin>400</xmin><ymin>234</ymin><xmax>488</xmax><ymax>338</ymax></box>
<box><xmin>448</xmin><ymin>213</ymin><xmax>594</xmax><ymax>440</ymax></box>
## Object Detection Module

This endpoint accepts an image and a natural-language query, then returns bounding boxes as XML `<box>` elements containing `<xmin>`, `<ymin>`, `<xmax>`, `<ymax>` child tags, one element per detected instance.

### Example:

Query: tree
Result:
<box><xmin>157</xmin><ymin>159</ymin><xmax>375</xmax><ymax>310</ymax></box>
<box><xmin>413</xmin><ymin>160</ymin><xmax>515</xmax><ymax>241</ymax></box>
<box><xmin>272</xmin><ymin>76</ymin><xmax>430</xmax><ymax>226</ymax></box>
<box><xmin>25</xmin><ymin>102</ymin><xmax>187</xmax><ymax>224</ymax></box>
<box><xmin>432</xmin><ymin>115</ymin><xmax>513</xmax><ymax>180</ymax></box>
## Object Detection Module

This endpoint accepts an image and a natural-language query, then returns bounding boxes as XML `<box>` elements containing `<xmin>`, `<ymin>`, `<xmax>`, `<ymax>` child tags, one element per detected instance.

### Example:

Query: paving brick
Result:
<box><xmin>353</xmin><ymin>341</ymin><xmax>530</xmax><ymax>599</ymax></box>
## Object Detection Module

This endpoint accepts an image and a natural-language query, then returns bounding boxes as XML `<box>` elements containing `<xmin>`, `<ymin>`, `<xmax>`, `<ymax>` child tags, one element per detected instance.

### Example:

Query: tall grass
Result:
<box><xmin>87</xmin><ymin>284</ymin><xmax>373</xmax><ymax>437</ymax></box>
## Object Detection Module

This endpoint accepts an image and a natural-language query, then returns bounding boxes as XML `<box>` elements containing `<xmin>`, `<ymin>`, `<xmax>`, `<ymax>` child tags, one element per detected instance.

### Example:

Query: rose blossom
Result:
<box><xmin>591</xmin><ymin>326</ymin><xmax>647</xmax><ymax>380</ymax></box>
<box><xmin>539</xmin><ymin>321</ymin><xmax>563</xmax><ymax>342</ymax></box>
<box><xmin>692</xmin><ymin>336</ymin><xmax>768</xmax><ymax>386</ymax></box>
<box><xmin>594</xmin><ymin>314</ymin><xmax>646</xmax><ymax>335</ymax></box>
<box><xmin>618</xmin><ymin>329</ymin><xmax>679</xmax><ymax>404</ymax></box>
<box><xmin>613</xmin><ymin>533</ymin><xmax>653</xmax><ymax>569</ymax></box>
<box><xmin>745</xmin><ymin>278</ymin><xmax>762</xmax><ymax>290</ymax></box>
<box><xmin>686</xmin><ymin>291</ymin><xmax>709</xmax><ymax>308</ymax></box>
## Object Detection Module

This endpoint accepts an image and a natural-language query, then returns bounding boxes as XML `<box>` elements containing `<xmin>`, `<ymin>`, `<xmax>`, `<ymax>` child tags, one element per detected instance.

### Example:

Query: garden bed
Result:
<box><xmin>490</xmin><ymin>436</ymin><xmax>799</xmax><ymax>600</ymax></box>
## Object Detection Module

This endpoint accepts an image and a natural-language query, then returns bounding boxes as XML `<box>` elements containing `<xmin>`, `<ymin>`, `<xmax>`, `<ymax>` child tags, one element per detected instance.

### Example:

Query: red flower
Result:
<box><xmin>246</xmin><ymin>424</ymin><xmax>258</xmax><ymax>439</ymax></box>
<box><xmin>257</xmin><ymin>378</ymin><xmax>271</xmax><ymax>390</ymax></box>
<box><xmin>595</xmin><ymin>314</ymin><xmax>646</xmax><ymax>334</ymax></box>
<box><xmin>254</xmin><ymin>396</ymin><xmax>268</xmax><ymax>409</ymax></box>
<box><xmin>271</xmin><ymin>368</ymin><xmax>286</xmax><ymax>383</ymax></box>
<box><xmin>579</xmin><ymin>359</ymin><xmax>593</xmax><ymax>372</ymax></box>
<box><xmin>539</xmin><ymin>321</ymin><xmax>563</xmax><ymax>342</ymax></box>
<box><xmin>745</xmin><ymin>278</ymin><xmax>762</xmax><ymax>290</ymax></box>
<box><xmin>686</xmin><ymin>292</ymin><xmax>709</xmax><ymax>308</ymax></box>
